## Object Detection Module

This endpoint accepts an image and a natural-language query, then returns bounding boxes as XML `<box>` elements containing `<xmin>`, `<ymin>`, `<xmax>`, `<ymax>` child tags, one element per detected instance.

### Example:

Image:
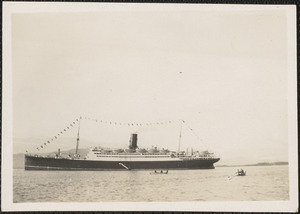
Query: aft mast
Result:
<box><xmin>178</xmin><ymin>120</ymin><xmax>183</xmax><ymax>153</ymax></box>
<box><xmin>75</xmin><ymin>117</ymin><xmax>81</xmax><ymax>155</ymax></box>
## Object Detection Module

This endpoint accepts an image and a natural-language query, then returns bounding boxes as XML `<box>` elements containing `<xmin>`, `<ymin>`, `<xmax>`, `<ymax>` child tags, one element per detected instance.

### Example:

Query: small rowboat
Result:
<box><xmin>236</xmin><ymin>169</ymin><xmax>246</xmax><ymax>176</ymax></box>
<box><xmin>150</xmin><ymin>170</ymin><xmax>168</xmax><ymax>174</ymax></box>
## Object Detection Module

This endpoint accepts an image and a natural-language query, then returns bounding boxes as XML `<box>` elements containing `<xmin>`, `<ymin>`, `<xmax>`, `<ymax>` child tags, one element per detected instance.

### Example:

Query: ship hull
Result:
<box><xmin>25</xmin><ymin>155</ymin><xmax>220</xmax><ymax>170</ymax></box>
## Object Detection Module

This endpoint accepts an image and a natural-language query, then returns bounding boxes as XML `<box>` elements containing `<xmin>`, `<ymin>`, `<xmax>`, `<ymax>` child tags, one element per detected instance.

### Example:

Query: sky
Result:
<box><xmin>11</xmin><ymin>7</ymin><xmax>289</xmax><ymax>165</ymax></box>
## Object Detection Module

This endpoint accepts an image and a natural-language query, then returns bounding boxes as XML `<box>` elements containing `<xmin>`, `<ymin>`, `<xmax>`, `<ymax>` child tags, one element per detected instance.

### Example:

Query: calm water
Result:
<box><xmin>13</xmin><ymin>165</ymin><xmax>289</xmax><ymax>202</ymax></box>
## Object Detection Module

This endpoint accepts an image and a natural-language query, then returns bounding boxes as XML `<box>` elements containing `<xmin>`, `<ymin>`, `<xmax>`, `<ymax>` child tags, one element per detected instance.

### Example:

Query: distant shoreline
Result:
<box><xmin>216</xmin><ymin>162</ymin><xmax>288</xmax><ymax>167</ymax></box>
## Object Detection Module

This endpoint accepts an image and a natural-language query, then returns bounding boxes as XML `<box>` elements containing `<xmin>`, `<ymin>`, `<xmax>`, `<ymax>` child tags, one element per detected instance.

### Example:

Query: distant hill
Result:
<box><xmin>216</xmin><ymin>161</ymin><xmax>288</xmax><ymax>167</ymax></box>
<box><xmin>253</xmin><ymin>162</ymin><xmax>288</xmax><ymax>166</ymax></box>
<box><xmin>13</xmin><ymin>153</ymin><xmax>25</xmax><ymax>169</ymax></box>
<box><xmin>13</xmin><ymin>148</ymin><xmax>90</xmax><ymax>169</ymax></box>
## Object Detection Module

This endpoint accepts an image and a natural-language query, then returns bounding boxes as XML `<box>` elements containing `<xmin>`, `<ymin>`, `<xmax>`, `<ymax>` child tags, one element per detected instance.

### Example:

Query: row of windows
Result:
<box><xmin>95</xmin><ymin>155</ymin><xmax>170</xmax><ymax>158</ymax></box>
<box><xmin>93</xmin><ymin>152</ymin><xmax>170</xmax><ymax>156</ymax></box>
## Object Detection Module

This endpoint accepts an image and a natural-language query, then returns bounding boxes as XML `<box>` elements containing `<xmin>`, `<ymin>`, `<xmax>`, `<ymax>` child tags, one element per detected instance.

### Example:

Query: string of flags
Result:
<box><xmin>34</xmin><ymin>116</ymin><xmax>209</xmax><ymax>153</ymax></box>
<box><xmin>182</xmin><ymin>120</ymin><xmax>203</xmax><ymax>142</ymax></box>
<box><xmin>82</xmin><ymin>116</ymin><xmax>180</xmax><ymax>127</ymax></box>
<box><xmin>36</xmin><ymin>116</ymin><xmax>183</xmax><ymax>151</ymax></box>
<box><xmin>36</xmin><ymin>118</ymin><xmax>81</xmax><ymax>151</ymax></box>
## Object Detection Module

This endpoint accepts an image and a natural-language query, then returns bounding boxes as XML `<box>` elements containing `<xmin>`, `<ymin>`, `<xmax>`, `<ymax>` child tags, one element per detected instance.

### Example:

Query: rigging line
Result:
<box><xmin>81</xmin><ymin>116</ymin><xmax>177</xmax><ymax>127</ymax></box>
<box><xmin>181</xmin><ymin>120</ymin><xmax>210</xmax><ymax>150</ymax></box>
<box><xmin>36</xmin><ymin>118</ymin><xmax>80</xmax><ymax>151</ymax></box>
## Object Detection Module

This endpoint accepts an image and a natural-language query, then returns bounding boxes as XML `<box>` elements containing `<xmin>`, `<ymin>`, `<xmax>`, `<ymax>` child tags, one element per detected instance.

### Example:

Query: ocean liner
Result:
<box><xmin>25</xmin><ymin>120</ymin><xmax>220</xmax><ymax>170</ymax></box>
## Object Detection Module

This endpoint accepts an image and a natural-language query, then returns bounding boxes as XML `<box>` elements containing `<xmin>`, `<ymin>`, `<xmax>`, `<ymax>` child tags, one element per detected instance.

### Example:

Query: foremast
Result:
<box><xmin>75</xmin><ymin>117</ymin><xmax>81</xmax><ymax>155</ymax></box>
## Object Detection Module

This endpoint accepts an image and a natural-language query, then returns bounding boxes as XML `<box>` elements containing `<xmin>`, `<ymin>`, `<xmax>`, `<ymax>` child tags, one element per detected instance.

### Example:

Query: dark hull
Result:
<box><xmin>25</xmin><ymin>155</ymin><xmax>220</xmax><ymax>170</ymax></box>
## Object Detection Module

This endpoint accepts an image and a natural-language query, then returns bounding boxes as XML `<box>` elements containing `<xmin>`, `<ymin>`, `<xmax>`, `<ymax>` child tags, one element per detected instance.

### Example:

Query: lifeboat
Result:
<box><xmin>113</xmin><ymin>149</ymin><xmax>124</xmax><ymax>153</ymax></box>
<box><xmin>137</xmin><ymin>148</ymin><xmax>148</xmax><ymax>153</ymax></box>
<box><xmin>124</xmin><ymin>149</ymin><xmax>135</xmax><ymax>153</ymax></box>
<box><xmin>159</xmin><ymin>149</ymin><xmax>169</xmax><ymax>154</ymax></box>
<box><xmin>148</xmin><ymin>146</ymin><xmax>159</xmax><ymax>154</ymax></box>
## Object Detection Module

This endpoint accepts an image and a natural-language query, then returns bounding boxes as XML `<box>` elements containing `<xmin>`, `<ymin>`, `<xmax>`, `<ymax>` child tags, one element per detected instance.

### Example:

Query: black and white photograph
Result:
<box><xmin>2</xmin><ymin>2</ymin><xmax>298</xmax><ymax>212</ymax></box>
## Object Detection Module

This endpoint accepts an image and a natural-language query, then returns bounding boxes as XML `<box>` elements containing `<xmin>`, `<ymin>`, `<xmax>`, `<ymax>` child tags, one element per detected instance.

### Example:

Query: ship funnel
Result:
<box><xmin>129</xmin><ymin>133</ymin><xmax>138</xmax><ymax>150</ymax></box>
